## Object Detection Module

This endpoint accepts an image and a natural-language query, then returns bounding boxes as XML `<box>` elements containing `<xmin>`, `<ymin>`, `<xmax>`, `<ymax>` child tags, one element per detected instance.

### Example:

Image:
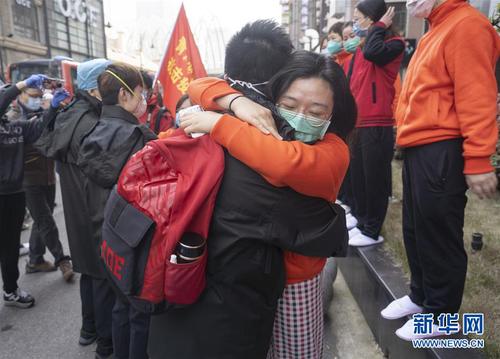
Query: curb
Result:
<box><xmin>337</xmin><ymin>245</ymin><xmax>484</xmax><ymax>359</ymax></box>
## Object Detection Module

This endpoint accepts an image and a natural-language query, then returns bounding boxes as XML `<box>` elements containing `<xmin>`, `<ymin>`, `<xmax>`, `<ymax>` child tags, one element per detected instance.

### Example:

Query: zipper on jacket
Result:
<box><xmin>371</xmin><ymin>82</ymin><xmax>377</xmax><ymax>103</ymax></box>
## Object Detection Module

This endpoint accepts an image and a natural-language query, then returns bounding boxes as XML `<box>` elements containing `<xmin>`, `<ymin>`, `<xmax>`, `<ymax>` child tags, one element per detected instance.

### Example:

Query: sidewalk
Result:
<box><xmin>0</xmin><ymin>184</ymin><xmax>384</xmax><ymax>358</ymax></box>
<box><xmin>324</xmin><ymin>270</ymin><xmax>385</xmax><ymax>359</ymax></box>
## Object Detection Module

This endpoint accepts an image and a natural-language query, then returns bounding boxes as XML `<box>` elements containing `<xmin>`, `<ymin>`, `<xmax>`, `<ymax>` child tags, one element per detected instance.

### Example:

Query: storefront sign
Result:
<box><xmin>55</xmin><ymin>0</ymin><xmax>100</xmax><ymax>27</ymax></box>
<box><xmin>15</xmin><ymin>0</ymin><xmax>32</xmax><ymax>8</ymax></box>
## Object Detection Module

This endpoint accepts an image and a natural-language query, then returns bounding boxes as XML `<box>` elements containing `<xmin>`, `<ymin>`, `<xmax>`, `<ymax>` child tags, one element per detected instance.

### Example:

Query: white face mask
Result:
<box><xmin>24</xmin><ymin>97</ymin><xmax>42</xmax><ymax>111</ymax></box>
<box><xmin>132</xmin><ymin>95</ymin><xmax>147</xmax><ymax>119</ymax></box>
<box><xmin>406</xmin><ymin>0</ymin><xmax>437</xmax><ymax>18</ymax></box>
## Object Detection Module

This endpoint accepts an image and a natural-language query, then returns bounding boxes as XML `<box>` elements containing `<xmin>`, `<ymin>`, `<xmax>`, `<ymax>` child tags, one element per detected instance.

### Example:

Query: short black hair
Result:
<box><xmin>343</xmin><ymin>21</ymin><xmax>353</xmax><ymax>29</ymax></box>
<box><xmin>328</xmin><ymin>22</ymin><xmax>344</xmax><ymax>38</ymax></box>
<box><xmin>268</xmin><ymin>50</ymin><xmax>357</xmax><ymax>141</ymax></box>
<box><xmin>141</xmin><ymin>70</ymin><xmax>153</xmax><ymax>90</ymax></box>
<box><xmin>224</xmin><ymin>20</ymin><xmax>293</xmax><ymax>86</ymax></box>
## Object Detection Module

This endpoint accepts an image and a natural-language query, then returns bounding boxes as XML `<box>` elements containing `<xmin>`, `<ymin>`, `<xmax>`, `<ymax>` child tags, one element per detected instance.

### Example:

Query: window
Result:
<box><xmin>391</xmin><ymin>2</ymin><xmax>407</xmax><ymax>36</ymax></box>
<box><xmin>45</xmin><ymin>0</ymin><xmax>106</xmax><ymax>58</ymax></box>
<box><xmin>12</xmin><ymin>0</ymin><xmax>40</xmax><ymax>41</ymax></box>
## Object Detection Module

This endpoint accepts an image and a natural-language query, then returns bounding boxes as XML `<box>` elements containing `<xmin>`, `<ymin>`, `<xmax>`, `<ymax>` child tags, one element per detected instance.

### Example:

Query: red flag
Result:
<box><xmin>157</xmin><ymin>4</ymin><xmax>207</xmax><ymax>115</ymax></box>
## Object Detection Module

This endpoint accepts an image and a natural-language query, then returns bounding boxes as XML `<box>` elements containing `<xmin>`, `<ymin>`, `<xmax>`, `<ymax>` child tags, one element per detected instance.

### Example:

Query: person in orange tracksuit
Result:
<box><xmin>177</xmin><ymin>51</ymin><xmax>356</xmax><ymax>359</ymax></box>
<box><xmin>380</xmin><ymin>0</ymin><xmax>500</xmax><ymax>341</ymax></box>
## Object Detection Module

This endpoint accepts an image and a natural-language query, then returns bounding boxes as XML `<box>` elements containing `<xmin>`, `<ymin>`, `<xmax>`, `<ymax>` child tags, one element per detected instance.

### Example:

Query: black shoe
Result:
<box><xmin>79</xmin><ymin>330</ymin><xmax>97</xmax><ymax>346</ymax></box>
<box><xmin>95</xmin><ymin>342</ymin><xmax>113</xmax><ymax>359</ymax></box>
<box><xmin>95</xmin><ymin>351</ymin><xmax>113</xmax><ymax>359</ymax></box>
<box><xmin>3</xmin><ymin>288</ymin><xmax>35</xmax><ymax>308</ymax></box>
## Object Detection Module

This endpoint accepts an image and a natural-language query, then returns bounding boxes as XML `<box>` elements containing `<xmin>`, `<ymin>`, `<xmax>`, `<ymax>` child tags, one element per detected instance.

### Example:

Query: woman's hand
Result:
<box><xmin>179</xmin><ymin>111</ymin><xmax>223</xmax><ymax>135</ymax></box>
<box><xmin>380</xmin><ymin>6</ymin><xmax>395</xmax><ymax>28</ymax></box>
<box><xmin>230</xmin><ymin>96</ymin><xmax>282</xmax><ymax>140</ymax></box>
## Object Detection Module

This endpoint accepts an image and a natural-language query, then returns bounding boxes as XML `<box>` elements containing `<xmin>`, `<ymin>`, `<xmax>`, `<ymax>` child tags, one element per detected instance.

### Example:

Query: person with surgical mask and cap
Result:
<box><xmin>381</xmin><ymin>0</ymin><xmax>500</xmax><ymax>341</ymax></box>
<box><xmin>35</xmin><ymin>58</ymin><xmax>117</xmax><ymax>357</ymax></box>
<box><xmin>0</xmin><ymin>74</ymin><xmax>68</xmax><ymax>310</ymax></box>
<box><xmin>5</xmin><ymin>75</ymin><xmax>74</xmax><ymax>282</ymax></box>
<box><xmin>78</xmin><ymin>62</ymin><xmax>156</xmax><ymax>359</ymax></box>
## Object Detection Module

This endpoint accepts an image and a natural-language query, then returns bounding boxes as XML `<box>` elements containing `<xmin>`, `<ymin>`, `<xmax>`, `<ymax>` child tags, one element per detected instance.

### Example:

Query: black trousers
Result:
<box><xmin>80</xmin><ymin>274</ymin><xmax>115</xmax><ymax>355</ymax></box>
<box><xmin>113</xmin><ymin>296</ymin><xmax>151</xmax><ymax>359</ymax></box>
<box><xmin>338</xmin><ymin>166</ymin><xmax>355</xmax><ymax>210</ymax></box>
<box><xmin>350</xmin><ymin>126</ymin><xmax>394</xmax><ymax>238</ymax></box>
<box><xmin>402</xmin><ymin>139</ymin><xmax>468</xmax><ymax>317</ymax></box>
<box><xmin>0</xmin><ymin>192</ymin><xmax>25</xmax><ymax>293</ymax></box>
<box><xmin>25</xmin><ymin>184</ymin><xmax>69</xmax><ymax>266</ymax></box>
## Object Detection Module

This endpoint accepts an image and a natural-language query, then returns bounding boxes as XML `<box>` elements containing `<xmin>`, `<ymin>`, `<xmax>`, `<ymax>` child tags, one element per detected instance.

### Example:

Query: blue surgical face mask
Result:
<box><xmin>327</xmin><ymin>40</ymin><xmax>343</xmax><ymax>55</ymax></box>
<box><xmin>24</xmin><ymin>97</ymin><xmax>42</xmax><ymax>111</ymax></box>
<box><xmin>277</xmin><ymin>107</ymin><xmax>331</xmax><ymax>144</ymax></box>
<box><xmin>344</xmin><ymin>36</ymin><xmax>361</xmax><ymax>53</ymax></box>
<box><xmin>353</xmin><ymin>22</ymin><xmax>368</xmax><ymax>38</ymax></box>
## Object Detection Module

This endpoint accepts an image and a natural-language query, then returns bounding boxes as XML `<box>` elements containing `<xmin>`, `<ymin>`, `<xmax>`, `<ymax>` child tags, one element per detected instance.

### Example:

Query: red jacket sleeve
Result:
<box><xmin>211</xmin><ymin>114</ymin><xmax>350</xmax><ymax>202</ymax></box>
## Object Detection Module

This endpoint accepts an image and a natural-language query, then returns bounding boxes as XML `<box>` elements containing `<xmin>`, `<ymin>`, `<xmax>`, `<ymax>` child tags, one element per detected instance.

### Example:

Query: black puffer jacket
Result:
<box><xmin>78</xmin><ymin>105</ymin><xmax>157</xmax><ymax>248</ymax></box>
<box><xmin>148</xmin><ymin>152</ymin><xmax>347</xmax><ymax>359</ymax></box>
<box><xmin>35</xmin><ymin>91</ymin><xmax>105</xmax><ymax>277</ymax></box>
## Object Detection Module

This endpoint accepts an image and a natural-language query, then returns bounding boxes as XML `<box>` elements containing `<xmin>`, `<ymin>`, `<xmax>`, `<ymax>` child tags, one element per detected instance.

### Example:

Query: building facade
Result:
<box><xmin>281</xmin><ymin>0</ymin><xmax>330</xmax><ymax>49</ymax></box>
<box><xmin>0</xmin><ymin>0</ymin><xmax>106</xmax><ymax>78</ymax></box>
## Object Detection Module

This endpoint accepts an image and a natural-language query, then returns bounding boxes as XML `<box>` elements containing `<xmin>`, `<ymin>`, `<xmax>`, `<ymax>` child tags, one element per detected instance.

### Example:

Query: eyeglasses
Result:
<box><xmin>277</xmin><ymin>106</ymin><xmax>330</xmax><ymax>127</ymax></box>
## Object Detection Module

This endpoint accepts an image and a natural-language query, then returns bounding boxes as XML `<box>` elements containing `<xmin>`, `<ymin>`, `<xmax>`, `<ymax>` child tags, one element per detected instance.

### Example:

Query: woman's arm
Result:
<box><xmin>211</xmin><ymin>115</ymin><xmax>349</xmax><ymax>202</ymax></box>
<box><xmin>180</xmin><ymin>111</ymin><xmax>349</xmax><ymax>202</ymax></box>
<box><xmin>188</xmin><ymin>77</ymin><xmax>279</xmax><ymax>138</ymax></box>
<box><xmin>187</xmin><ymin>77</ymin><xmax>240</xmax><ymax>111</ymax></box>
<box><xmin>363</xmin><ymin>24</ymin><xmax>405</xmax><ymax>66</ymax></box>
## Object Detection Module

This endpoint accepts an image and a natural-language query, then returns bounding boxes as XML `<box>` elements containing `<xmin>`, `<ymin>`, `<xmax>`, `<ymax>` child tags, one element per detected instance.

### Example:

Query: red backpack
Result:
<box><xmin>101</xmin><ymin>130</ymin><xmax>224</xmax><ymax>314</ymax></box>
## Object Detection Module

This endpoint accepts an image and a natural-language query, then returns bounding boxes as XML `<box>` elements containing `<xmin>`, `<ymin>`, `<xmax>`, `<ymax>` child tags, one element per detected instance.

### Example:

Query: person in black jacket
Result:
<box><xmin>78</xmin><ymin>62</ymin><xmax>156</xmax><ymax>359</ymax></box>
<box><xmin>148</xmin><ymin>22</ymin><xmax>350</xmax><ymax>359</ymax></box>
<box><xmin>0</xmin><ymin>74</ymin><xmax>67</xmax><ymax>309</ymax></box>
<box><xmin>35</xmin><ymin>58</ymin><xmax>115</xmax><ymax>354</ymax></box>
<box><xmin>6</xmin><ymin>84</ymin><xmax>73</xmax><ymax>280</ymax></box>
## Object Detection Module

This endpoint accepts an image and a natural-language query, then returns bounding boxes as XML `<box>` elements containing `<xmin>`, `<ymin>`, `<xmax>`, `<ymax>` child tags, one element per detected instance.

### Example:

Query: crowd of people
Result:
<box><xmin>0</xmin><ymin>0</ymin><xmax>499</xmax><ymax>358</ymax></box>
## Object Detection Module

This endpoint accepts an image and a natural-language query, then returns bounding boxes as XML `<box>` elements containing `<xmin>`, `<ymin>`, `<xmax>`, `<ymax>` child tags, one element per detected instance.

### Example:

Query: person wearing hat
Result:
<box><xmin>1</xmin><ymin>74</ymin><xmax>68</xmax><ymax>309</ymax></box>
<box><xmin>344</xmin><ymin>0</ymin><xmax>405</xmax><ymax>247</ymax></box>
<box><xmin>35</xmin><ymin>58</ymin><xmax>115</xmax><ymax>358</ymax></box>
<box><xmin>5</xmin><ymin>78</ymin><xmax>74</xmax><ymax>281</ymax></box>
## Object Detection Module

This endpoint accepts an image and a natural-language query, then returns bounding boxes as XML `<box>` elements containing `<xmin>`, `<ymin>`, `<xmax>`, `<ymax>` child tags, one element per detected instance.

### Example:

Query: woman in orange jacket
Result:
<box><xmin>177</xmin><ymin>51</ymin><xmax>356</xmax><ymax>359</ymax></box>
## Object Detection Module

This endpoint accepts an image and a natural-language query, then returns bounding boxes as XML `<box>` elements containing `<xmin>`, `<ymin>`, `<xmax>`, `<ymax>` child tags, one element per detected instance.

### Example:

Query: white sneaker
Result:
<box><xmin>381</xmin><ymin>295</ymin><xmax>423</xmax><ymax>320</ymax></box>
<box><xmin>345</xmin><ymin>214</ymin><xmax>358</xmax><ymax>230</ymax></box>
<box><xmin>19</xmin><ymin>244</ymin><xmax>29</xmax><ymax>257</ymax></box>
<box><xmin>349</xmin><ymin>233</ymin><xmax>384</xmax><ymax>247</ymax></box>
<box><xmin>395</xmin><ymin>318</ymin><xmax>454</xmax><ymax>341</ymax></box>
<box><xmin>335</xmin><ymin>200</ymin><xmax>343</xmax><ymax>205</ymax></box>
<box><xmin>348</xmin><ymin>227</ymin><xmax>361</xmax><ymax>239</ymax></box>
<box><xmin>341</xmin><ymin>204</ymin><xmax>351</xmax><ymax>214</ymax></box>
